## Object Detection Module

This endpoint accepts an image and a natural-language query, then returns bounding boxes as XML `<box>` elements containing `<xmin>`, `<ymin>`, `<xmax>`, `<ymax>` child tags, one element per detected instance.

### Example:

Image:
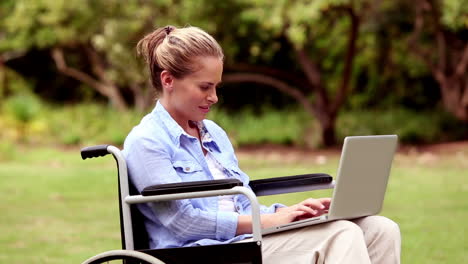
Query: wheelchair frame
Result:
<box><xmin>80</xmin><ymin>145</ymin><xmax>335</xmax><ymax>264</ymax></box>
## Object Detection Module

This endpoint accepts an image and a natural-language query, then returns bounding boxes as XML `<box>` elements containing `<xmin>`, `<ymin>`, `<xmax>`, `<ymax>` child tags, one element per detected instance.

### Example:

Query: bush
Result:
<box><xmin>1</xmin><ymin>98</ymin><xmax>466</xmax><ymax>148</ymax></box>
<box><xmin>212</xmin><ymin>106</ymin><xmax>468</xmax><ymax>147</ymax></box>
<box><xmin>208</xmin><ymin>106</ymin><xmax>310</xmax><ymax>147</ymax></box>
<box><xmin>42</xmin><ymin>103</ymin><xmax>143</xmax><ymax>146</ymax></box>
<box><xmin>336</xmin><ymin>108</ymin><xmax>468</xmax><ymax>144</ymax></box>
<box><xmin>1</xmin><ymin>93</ymin><xmax>43</xmax><ymax>142</ymax></box>
<box><xmin>2</xmin><ymin>94</ymin><xmax>41</xmax><ymax>123</ymax></box>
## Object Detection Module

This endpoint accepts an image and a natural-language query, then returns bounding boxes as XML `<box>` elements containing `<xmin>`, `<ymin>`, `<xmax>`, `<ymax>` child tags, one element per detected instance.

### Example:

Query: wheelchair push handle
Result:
<box><xmin>81</xmin><ymin>145</ymin><xmax>111</xmax><ymax>160</ymax></box>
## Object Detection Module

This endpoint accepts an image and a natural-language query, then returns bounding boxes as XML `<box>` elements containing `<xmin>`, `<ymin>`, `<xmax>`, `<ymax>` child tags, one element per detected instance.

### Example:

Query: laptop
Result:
<box><xmin>262</xmin><ymin>135</ymin><xmax>398</xmax><ymax>235</ymax></box>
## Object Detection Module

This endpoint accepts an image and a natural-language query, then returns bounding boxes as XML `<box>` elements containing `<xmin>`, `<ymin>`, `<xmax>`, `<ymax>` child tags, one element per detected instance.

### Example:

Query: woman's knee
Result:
<box><xmin>327</xmin><ymin>220</ymin><xmax>371</xmax><ymax>258</ymax></box>
<box><xmin>357</xmin><ymin>215</ymin><xmax>401</xmax><ymax>241</ymax></box>
<box><xmin>371</xmin><ymin>216</ymin><xmax>399</xmax><ymax>234</ymax></box>
<box><xmin>329</xmin><ymin>220</ymin><xmax>365</xmax><ymax>239</ymax></box>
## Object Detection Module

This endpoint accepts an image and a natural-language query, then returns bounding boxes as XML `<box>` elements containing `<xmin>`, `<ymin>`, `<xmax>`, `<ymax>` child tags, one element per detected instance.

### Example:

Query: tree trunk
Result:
<box><xmin>294</xmin><ymin>49</ymin><xmax>336</xmax><ymax>146</ymax></box>
<box><xmin>409</xmin><ymin>0</ymin><xmax>468</xmax><ymax>122</ymax></box>
<box><xmin>321</xmin><ymin>120</ymin><xmax>337</xmax><ymax>147</ymax></box>
<box><xmin>293</xmin><ymin>6</ymin><xmax>360</xmax><ymax>146</ymax></box>
<box><xmin>438</xmin><ymin>75</ymin><xmax>468</xmax><ymax>121</ymax></box>
<box><xmin>0</xmin><ymin>59</ymin><xmax>5</xmax><ymax>103</ymax></box>
<box><xmin>431</xmin><ymin>37</ymin><xmax>468</xmax><ymax>122</ymax></box>
<box><xmin>331</xmin><ymin>6</ymin><xmax>360</xmax><ymax>116</ymax></box>
<box><xmin>129</xmin><ymin>83</ymin><xmax>146</xmax><ymax>112</ymax></box>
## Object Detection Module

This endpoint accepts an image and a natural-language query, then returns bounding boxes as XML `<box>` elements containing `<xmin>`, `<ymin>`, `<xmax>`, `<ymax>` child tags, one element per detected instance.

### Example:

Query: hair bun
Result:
<box><xmin>164</xmin><ymin>26</ymin><xmax>175</xmax><ymax>35</ymax></box>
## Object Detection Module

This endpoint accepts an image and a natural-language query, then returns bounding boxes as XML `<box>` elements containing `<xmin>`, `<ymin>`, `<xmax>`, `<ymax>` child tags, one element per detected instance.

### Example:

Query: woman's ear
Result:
<box><xmin>160</xmin><ymin>70</ymin><xmax>174</xmax><ymax>93</ymax></box>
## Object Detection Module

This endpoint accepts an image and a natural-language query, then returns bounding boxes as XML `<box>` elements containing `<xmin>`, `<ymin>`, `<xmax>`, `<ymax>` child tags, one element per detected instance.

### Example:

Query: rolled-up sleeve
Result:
<box><xmin>215</xmin><ymin>211</ymin><xmax>239</xmax><ymax>240</ymax></box>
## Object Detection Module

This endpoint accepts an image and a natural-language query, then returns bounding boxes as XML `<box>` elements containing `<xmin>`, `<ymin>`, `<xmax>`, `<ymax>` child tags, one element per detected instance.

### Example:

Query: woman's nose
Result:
<box><xmin>208</xmin><ymin>88</ymin><xmax>218</xmax><ymax>104</ymax></box>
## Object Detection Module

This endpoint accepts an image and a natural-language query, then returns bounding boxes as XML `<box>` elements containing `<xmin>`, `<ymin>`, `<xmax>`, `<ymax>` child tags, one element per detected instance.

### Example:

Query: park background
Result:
<box><xmin>0</xmin><ymin>0</ymin><xmax>467</xmax><ymax>263</ymax></box>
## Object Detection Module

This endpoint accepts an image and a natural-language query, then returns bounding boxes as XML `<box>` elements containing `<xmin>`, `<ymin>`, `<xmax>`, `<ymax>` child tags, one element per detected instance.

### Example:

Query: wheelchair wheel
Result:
<box><xmin>82</xmin><ymin>249</ymin><xmax>166</xmax><ymax>264</ymax></box>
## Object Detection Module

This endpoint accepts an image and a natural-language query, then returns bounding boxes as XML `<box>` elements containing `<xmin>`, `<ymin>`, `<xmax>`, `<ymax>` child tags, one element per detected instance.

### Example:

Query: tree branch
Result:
<box><xmin>0</xmin><ymin>60</ymin><xmax>5</xmax><ymax>100</ymax></box>
<box><xmin>225</xmin><ymin>63</ymin><xmax>310</xmax><ymax>89</ymax></box>
<box><xmin>407</xmin><ymin>0</ymin><xmax>434</xmax><ymax>68</ymax></box>
<box><xmin>428</xmin><ymin>0</ymin><xmax>447</xmax><ymax>74</ymax></box>
<box><xmin>294</xmin><ymin>48</ymin><xmax>330</xmax><ymax>114</ymax></box>
<box><xmin>331</xmin><ymin>6</ymin><xmax>360</xmax><ymax>115</ymax></box>
<box><xmin>83</xmin><ymin>45</ymin><xmax>114</xmax><ymax>85</ymax></box>
<box><xmin>51</xmin><ymin>47</ymin><xmax>128</xmax><ymax>111</ymax></box>
<box><xmin>463</xmin><ymin>77</ymin><xmax>468</xmax><ymax>106</ymax></box>
<box><xmin>0</xmin><ymin>51</ymin><xmax>27</xmax><ymax>62</ymax></box>
<box><xmin>222</xmin><ymin>72</ymin><xmax>317</xmax><ymax>117</ymax></box>
<box><xmin>51</xmin><ymin>47</ymin><xmax>109</xmax><ymax>95</ymax></box>
<box><xmin>455</xmin><ymin>43</ymin><xmax>468</xmax><ymax>78</ymax></box>
<box><xmin>294</xmin><ymin>49</ymin><xmax>322</xmax><ymax>89</ymax></box>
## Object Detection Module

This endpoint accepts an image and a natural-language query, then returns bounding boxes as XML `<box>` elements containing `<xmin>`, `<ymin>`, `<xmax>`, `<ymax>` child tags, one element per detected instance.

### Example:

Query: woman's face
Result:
<box><xmin>161</xmin><ymin>56</ymin><xmax>223</xmax><ymax>128</ymax></box>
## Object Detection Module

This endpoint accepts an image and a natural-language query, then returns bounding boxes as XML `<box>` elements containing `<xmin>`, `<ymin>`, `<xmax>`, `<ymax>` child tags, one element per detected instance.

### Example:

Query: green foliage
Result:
<box><xmin>442</xmin><ymin>0</ymin><xmax>468</xmax><ymax>30</ymax></box>
<box><xmin>2</xmin><ymin>93</ymin><xmax>41</xmax><ymax>123</ymax></box>
<box><xmin>209</xmin><ymin>106</ymin><xmax>312</xmax><ymax>147</ymax></box>
<box><xmin>337</xmin><ymin>108</ymin><xmax>468</xmax><ymax>143</ymax></box>
<box><xmin>41</xmin><ymin>103</ymin><xmax>142</xmax><ymax>146</ymax></box>
<box><xmin>1</xmin><ymin>93</ymin><xmax>44</xmax><ymax>142</ymax></box>
<box><xmin>0</xmin><ymin>0</ymin><xmax>173</xmax><ymax>109</ymax></box>
<box><xmin>1</xmin><ymin>0</ymin><xmax>468</xmax><ymax>145</ymax></box>
<box><xmin>1</xmin><ymin>0</ymin><xmax>94</xmax><ymax>50</ymax></box>
<box><xmin>0</xmin><ymin>99</ymin><xmax>142</xmax><ymax>146</ymax></box>
<box><xmin>1</xmin><ymin>99</ymin><xmax>465</xmax><ymax>147</ymax></box>
<box><xmin>209</xmin><ymin>105</ymin><xmax>467</xmax><ymax>147</ymax></box>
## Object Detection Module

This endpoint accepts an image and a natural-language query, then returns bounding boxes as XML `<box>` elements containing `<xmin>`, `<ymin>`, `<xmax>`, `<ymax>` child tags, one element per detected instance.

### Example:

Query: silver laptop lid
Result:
<box><xmin>328</xmin><ymin>135</ymin><xmax>398</xmax><ymax>220</ymax></box>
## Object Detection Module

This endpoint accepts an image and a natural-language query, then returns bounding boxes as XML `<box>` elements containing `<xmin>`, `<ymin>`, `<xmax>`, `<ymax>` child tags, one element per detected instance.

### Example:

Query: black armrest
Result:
<box><xmin>249</xmin><ymin>173</ymin><xmax>333</xmax><ymax>196</ymax></box>
<box><xmin>141</xmin><ymin>179</ymin><xmax>243</xmax><ymax>196</ymax></box>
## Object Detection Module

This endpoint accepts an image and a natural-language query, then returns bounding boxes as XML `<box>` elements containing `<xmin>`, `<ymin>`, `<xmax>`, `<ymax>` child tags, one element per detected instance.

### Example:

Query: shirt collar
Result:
<box><xmin>196</xmin><ymin>121</ymin><xmax>221</xmax><ymax>153</ymax></box>
<box><xmin>153</xmin><ymin>101</ymin><xmax>186</xmax><ymax>146</ymax></box>
<box><xmin>153</xmin><ymin>101</ymin><xmax>221</xmax><ymax>152</ymax></box>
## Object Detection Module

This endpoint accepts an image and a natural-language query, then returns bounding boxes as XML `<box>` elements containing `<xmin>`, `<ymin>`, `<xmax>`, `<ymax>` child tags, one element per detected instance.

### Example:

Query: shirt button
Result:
<box><xmin>236</xmin><ymin>205</ymin><xmax>241</xmax><ymax>211</ymax></box>
<box><xmin>184</xmin><ymin>167</ymin><xmax>190</xmax><ymax>172</ymax></box>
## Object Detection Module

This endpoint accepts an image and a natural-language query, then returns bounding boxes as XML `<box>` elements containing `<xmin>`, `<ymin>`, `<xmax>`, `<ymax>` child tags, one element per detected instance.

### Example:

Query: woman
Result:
<box><xmin>123</xmin><ymin>25</ymin><xmax>401</xmax><ymax>263</ymax></box>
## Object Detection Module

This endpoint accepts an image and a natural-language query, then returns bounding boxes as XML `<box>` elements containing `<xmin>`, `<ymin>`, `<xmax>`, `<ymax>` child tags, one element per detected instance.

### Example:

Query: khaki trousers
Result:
<box><xmin>260</xmin><ymin>215</ymin><xmax>401</xmax><ymax>264</ymax></box>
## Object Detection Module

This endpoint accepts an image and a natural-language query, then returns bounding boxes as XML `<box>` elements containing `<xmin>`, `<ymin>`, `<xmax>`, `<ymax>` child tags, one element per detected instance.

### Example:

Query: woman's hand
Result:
<box><xmin>236</xmin><ymin>197</ymin><xmax>332</xmax><ymax>235</ymax></box>
<box><xmin>276</xmin><ymin>198</ymin><xmax>331</xmax><ymax>222</ymax></box>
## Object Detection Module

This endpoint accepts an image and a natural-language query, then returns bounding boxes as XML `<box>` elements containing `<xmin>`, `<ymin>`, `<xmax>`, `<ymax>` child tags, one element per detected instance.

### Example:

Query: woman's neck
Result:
<box><xmin>159</xmin><ymin>99</ymin><xmax>191</xmax><ymax>132</ymax></box>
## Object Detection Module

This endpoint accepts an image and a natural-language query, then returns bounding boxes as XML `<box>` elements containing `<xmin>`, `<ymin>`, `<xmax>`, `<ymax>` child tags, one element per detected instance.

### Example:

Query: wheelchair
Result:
<box><xmin>80</xmin><ymin>145</ymin><xmax>335</xmax><ymax>264</ymax></box>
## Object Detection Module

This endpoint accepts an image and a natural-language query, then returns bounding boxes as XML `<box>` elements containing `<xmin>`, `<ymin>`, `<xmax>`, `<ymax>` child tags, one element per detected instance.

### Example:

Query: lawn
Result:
<box><xmin>0</xmin><ymin>145</ymin><xmax>467</xmax><ymax>263</ymax></box>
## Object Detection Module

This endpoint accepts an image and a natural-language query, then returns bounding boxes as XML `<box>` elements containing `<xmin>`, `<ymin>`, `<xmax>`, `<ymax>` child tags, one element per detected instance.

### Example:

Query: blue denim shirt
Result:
<box><xmin>123</xmin><ymin>101</ymin><xmax>284</xmax><ymax>249</ymax></box>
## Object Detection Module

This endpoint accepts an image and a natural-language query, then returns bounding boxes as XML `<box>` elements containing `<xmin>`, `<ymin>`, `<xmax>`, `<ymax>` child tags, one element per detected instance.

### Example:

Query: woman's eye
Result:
<box><xmin>200</xmin><ymin>86</ymin><xmax>210</xmax><ymax>91</ymax></box>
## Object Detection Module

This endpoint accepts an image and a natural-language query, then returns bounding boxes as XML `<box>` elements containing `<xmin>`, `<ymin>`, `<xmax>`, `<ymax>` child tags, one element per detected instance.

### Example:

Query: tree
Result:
<box><xmin>2</xmin><ymin>0</ymin><xmax>465</xmax><ymax>146</ymax></box>
<box><xmin>0</xmin><ymin>0</ymin><xmax>173</xmax><ymax>111</ymax></box>
<box><xmin>212</xmin><ymin>0</ymin><xmax>377</xmax><ymax>146</ymax></box>
<box><xmin>3</xmin><ymin>0</ymin><xmax>381</xmax><ymax>146</ymax></box>
<box><xmin>407</xmin><ymin>0</ymin><xmax>468</xmax><ymax>121</ymax></box>
<box><xmin>193</xmin><ymin>0</ymin><xmax>468</xmax><ymax>145</ymax></box>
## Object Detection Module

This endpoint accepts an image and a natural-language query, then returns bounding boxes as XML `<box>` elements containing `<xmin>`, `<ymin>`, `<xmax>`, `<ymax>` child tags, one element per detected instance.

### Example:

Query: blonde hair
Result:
<box><xmin>137</xmin><ymin>25</ymin><xmax>224</xmax><ymax>93</ymax></box>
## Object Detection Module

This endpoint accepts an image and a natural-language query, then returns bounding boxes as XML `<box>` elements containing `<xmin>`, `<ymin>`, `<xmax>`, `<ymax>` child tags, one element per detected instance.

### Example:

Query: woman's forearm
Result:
<box><xmin>236</xmin><ymin>214</ymin><xmax>276</xmax><ymax>235</ymax></box>
<box><xmin>236</xmin><ymin>215</ymin><xmax>253</xmax><ymax>235</ymax></box>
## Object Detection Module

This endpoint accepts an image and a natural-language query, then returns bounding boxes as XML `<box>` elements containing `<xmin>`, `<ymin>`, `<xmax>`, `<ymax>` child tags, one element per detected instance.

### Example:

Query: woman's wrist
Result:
<box><xmin>236</xmin><ymin>215</ymin><xmax>252</xmax><ymax>235</ymax></box>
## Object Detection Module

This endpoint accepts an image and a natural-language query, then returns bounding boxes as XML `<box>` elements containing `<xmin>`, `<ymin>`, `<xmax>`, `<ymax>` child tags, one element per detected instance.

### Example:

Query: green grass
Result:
<box><xmin>0</xmin><ymin>146</ymin><xmax>467</xmax><ymax>263</ymax></box>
